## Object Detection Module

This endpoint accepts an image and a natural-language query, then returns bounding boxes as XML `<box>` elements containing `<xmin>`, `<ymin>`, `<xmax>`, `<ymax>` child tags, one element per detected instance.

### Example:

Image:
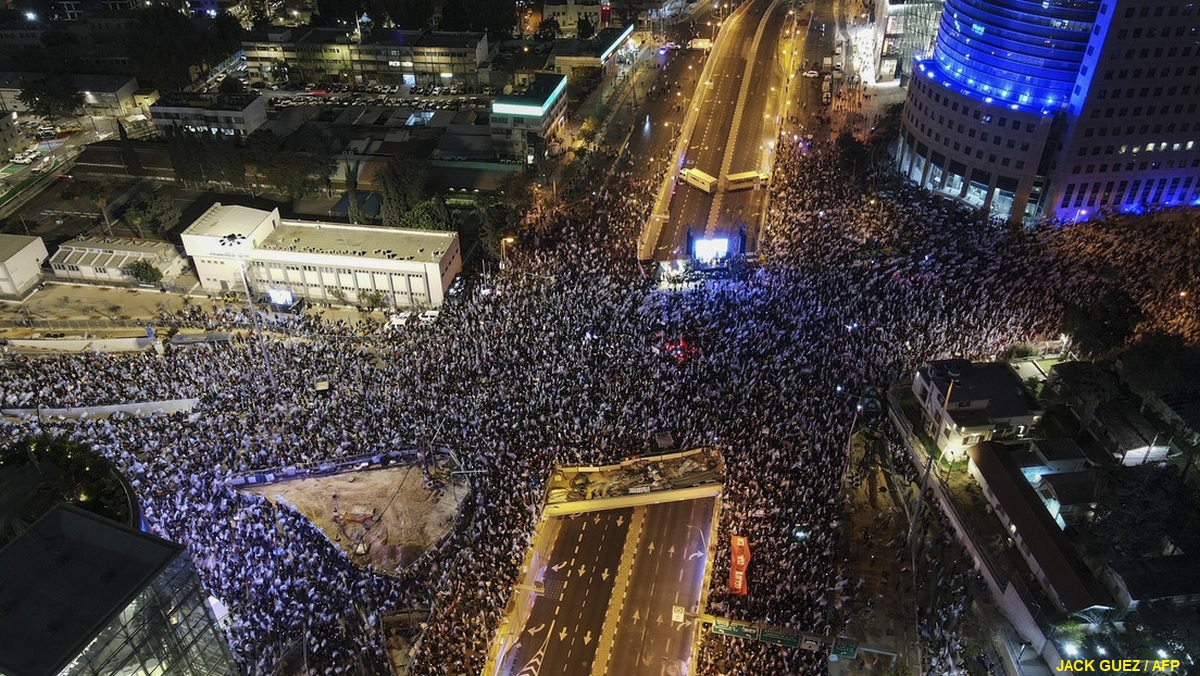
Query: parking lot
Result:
<box><xmin>267</xmin><ymin>85</ymin><xmax>494</xmax><ymax>113</ymax></box>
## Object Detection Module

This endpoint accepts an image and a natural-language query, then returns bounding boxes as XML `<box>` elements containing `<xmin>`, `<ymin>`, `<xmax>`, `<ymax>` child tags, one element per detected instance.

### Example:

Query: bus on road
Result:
<box><xmin>681</xmin><ymin>168</ymin><xmax>718</xmax><ymax>193</ymax></box>
<box><xmin>725</xmin><ymin>171</ymin><xmax>768</xmax><ymax>191</ymax></box>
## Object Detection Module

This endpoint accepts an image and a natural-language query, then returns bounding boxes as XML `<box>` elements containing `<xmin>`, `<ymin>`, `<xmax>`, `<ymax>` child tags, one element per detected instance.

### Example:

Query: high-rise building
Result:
<box><xmin>894</xmin><ymin>0</ymin><xmax>1200</xmax><ymax>223</ymax></box>
<box><xmin>0</xmin><ymin>505</ymin><xmax>237</xmax><ymax>676</ymax></box>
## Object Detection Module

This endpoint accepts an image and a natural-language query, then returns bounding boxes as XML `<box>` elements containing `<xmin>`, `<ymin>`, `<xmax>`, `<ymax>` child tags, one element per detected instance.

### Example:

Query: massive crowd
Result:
<box><xmin>2</xmin><ymin>103</ymin><xmax>1196</xmax><ymax>676</ymax></box>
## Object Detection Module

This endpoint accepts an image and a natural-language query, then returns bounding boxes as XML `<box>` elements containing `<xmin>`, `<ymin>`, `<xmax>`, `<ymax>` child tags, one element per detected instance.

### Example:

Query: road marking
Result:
<box><xmin>583</xmin><ymin>630</ymin><xmax>594</xmax><ymax>645</ymax></box>
<box><xmin>528</xmin><ymin>623</ymin><xmax>546</xmax><ymax>636</ymax></box>
<box><xmin>668</xmin><ymin>545</ymin><xmax>676</xmax><ymax>557</ymax></box>
<box><xmin>559</xmin><ymin>627</ymin><xmax>569</xmax><ymax>641</ymax></box>
<box><xmin>577</xmin><ymin>564</ymin><xmax>588</xmax><ymax>577</ymax></box>
<box><xmin>601</xmin><ymin>568</ymin><xmax>610</xmax><ymax>581</ymax></box>
<box><xmin>551</xmin><ymin>560</ymin><xmax>568</xmax><ymax>572</ymax></box>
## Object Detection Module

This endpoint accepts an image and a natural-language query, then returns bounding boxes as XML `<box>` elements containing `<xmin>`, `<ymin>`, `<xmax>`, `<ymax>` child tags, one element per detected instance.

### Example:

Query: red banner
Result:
<box><xmin>728</xmin><ymin>535</ymin><xmax>750</xmax><ymax>595</ymax></box>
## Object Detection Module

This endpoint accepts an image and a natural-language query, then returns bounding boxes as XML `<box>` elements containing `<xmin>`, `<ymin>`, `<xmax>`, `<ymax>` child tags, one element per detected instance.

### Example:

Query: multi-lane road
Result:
<box><xmin>642</xmin><ymin>0</ymin><xmax>851</xmax><ymax>261</ymax></box>
<box><xmin>496</xmin><ymin>497</ymin><xmax>716</xmax><ymax>676</ymax></box>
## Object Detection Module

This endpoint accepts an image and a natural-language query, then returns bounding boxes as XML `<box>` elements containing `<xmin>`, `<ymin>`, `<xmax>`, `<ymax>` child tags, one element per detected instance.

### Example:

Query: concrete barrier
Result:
<box><xmin>2</xmin><ymin>397</ymin><xmax>199</xmax><ymax>419</ymax></box>
<box><xmin>9</xmin><ymin>336</ymin><xmax>154</xmax><ymax>353</ymax></box>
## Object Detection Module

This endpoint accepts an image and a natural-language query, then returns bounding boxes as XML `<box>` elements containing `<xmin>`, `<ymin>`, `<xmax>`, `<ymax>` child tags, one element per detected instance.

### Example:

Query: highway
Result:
<box><xmin>606</xmin><ymin>498</ymin><xmax>715</xmax><ymax>676</ymax></box>
<box><xmin>496</xmin><ymin>497</ymin><xmax>717</xmax><ymax>676</ymax></box>
<box><xmin>502</xmin><ymin>509</ymin><xmax>631</xmax><ymax>676</ymax></box>
<box><xmin>646</xmin><ymin>0</ymin><xmax>804</xmax><ymax>261</ymax></box>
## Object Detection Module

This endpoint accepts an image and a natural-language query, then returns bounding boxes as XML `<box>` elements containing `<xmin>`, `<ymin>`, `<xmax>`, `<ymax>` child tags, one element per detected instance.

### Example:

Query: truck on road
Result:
<box><xmin>681</xmin><ymin>167</ymin><xmax>718</xmax><ymax>193</ymax></box>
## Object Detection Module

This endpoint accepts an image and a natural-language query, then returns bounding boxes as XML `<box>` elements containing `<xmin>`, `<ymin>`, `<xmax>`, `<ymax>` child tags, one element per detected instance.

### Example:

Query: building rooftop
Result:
<box><xmin>151</xmin><ymin>92</ymin><xmax>262</xmax><ymax>111</ymax></box>
<box><xmin>1040</xmin><ymin>471</ymin><xmax>1096</xmax><ymax>506</ymax></box>
<box><xmin>492</xmin><ymin>73</ymin><xmax>567</xmax><ymax>116</ymax></box>
<box><xmin>415</xmin><ymin>31</ymin><xmax>485</xmax><ymax>49</ymax></box>
<box><xmin>968</xmin><ymin>442</ymin><xmax>1109</xmax><ymax>613</ymax></box>
<box><xmin>924</xmin><ymin>359</ymin><xmax>1042</xmax><ymax>424</ymax></box>
<box><xmin>1109</xmin><ymin>554</ymin><xmax>1200</xmax><ymax>603</ymax></box>
<box><xmin>0</xmin><ymin>72</ymin><xmax>136</xmax><ymax>93</ymax></box>
<box><xmin>1031</xmin><ymin>438</ymin><xmax>1088</xmax><ymax>465</ymax></box>
<box><xmin>58</xmin><ymin>235</ymin><xmax>177</xmax><ymax>257</ymax></box>
<box><xmin>261</xmin><ymin>220</ymin><xmax>456</xmax><ymax>263</ymax></box>
<box><xmin>0</xmin><ymin>504</ymin><xmax>181</xmax><ymax>676</ymax></box>
<box><xmin>184</xmin><ymin>203</ymin><xmax>278</xmax><ymax>240</ymax></box>
<box><xmin>0</xmin><ymin>234</ymin><xmax>40</xmax><ymax>262</ymax></box>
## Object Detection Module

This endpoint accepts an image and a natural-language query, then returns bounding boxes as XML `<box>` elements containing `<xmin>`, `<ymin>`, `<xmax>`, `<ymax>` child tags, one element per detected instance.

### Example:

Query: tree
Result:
<box><xmin>246</xmin><ymin>130</ymin><xmax>334</xmax><ymax>200</ymax></box>
<box><xmin>377</xmin><ymin>155</ymin><xmax>431</xmax><ymax>227</ymax></box>
<box><xmin>1061</xmin><ymin>288</ymin><xmax>1142</xmax><ymax>358</ymax></box>
<box><xmin>74</xmin><ymin>179</ymin><xmax>113</xmax><ymax>235</ymax></box>
<box><xmin>218</xmin><ymin>76</ymin><xmax>247</xmax><ymax>93</ymax></box>
<box><xmin>576</xmin><ymin>15</ymin><xmax>596</xmax><ymax>40</ymax></box>
<box><xmin>124</xmin><ymin>191</ymin><xmax>182</xmax><ymax>236</ymax></box>
<box><xmin>359</xmin><ymin>289</ymin><xmax>387</xmax><ymax>311</ymax></box>
<box><xmin>345</xmin><ymin>162</ymin><xmax>366</xmax><ymax>225</ymax></box>
<box><xmin>534</xmin><ymin>17</ymin><xmax>562</xmax><ymax>41</ymax></box>
<box><xmin>1120</xmin><ymin>332</ymin><xmax>1195</xmax><ymax>408</ymax></box>
<box><xmin>17</xmin><ymin>76</ymin><xmax>84</xmax><ymax>121</ymax></box>
<box><xmin>124</xmin><ymin>259</ymin><xmax>164</xmax><ymax>284</ymax></box>
<box><xmin>403</xmin><ymin>195</ymin><xmax>451</xmax><ymax>230</ymax></box>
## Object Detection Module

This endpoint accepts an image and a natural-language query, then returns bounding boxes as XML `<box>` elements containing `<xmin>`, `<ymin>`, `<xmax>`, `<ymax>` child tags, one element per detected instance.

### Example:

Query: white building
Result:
<box><xmin>542</xmin><ymin>0</ymin><xmax>602</xmax><ymax>37</ymax></box>
<box><xmin>0</xmin><ymin>234</ymin><xmax>48</xmax><ymax>298</ymax></box>
<box><xmin>48</xmin><ymin>236</ymin><xmax>187</xmax><ymax>285</ymax></box>
<box><xmin>490</xmin><ymin>73</ymin><xmax>568</xmax><ymax>164</ymax></box>
<box><xmin>181</xmin><ymin>204</ymin><xmax>462</xmax><ymax>308</ymax></box>
<box><xmin>912</xmin><ymin>358</ymin><xmax>1043</xmax><ymax>462</ymax></box>
<box><xmin>150</xmin><ymin>93</ymin><xmax>267</xmax><ymax>139</ymax></box>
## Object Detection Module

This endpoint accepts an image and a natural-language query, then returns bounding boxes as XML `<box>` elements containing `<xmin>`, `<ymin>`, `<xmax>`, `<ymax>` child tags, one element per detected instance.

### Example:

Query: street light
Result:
<box><xmin>500</xmin><ymin>236</ymin><xmax>516</xmax><ymax>270</ymax></box>
<box><xmin>218</xmin><ymin>233</ymin><xmax>278</xmax><ymax>391</ymax></box>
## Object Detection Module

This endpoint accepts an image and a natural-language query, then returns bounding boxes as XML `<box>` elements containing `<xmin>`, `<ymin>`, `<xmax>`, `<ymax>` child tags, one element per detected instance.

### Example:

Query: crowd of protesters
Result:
<box><xmin>1</xmin><ymin>117</ymin><xmax>1195</xmax><ymax>676</ymax></box>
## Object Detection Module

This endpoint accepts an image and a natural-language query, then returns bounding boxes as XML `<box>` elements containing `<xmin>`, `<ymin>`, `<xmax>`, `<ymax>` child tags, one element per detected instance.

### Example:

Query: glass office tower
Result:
<box><xmin>0</xmin><ymin>505</ymin><xmax>237</xmax><ymax>676</ymax></box>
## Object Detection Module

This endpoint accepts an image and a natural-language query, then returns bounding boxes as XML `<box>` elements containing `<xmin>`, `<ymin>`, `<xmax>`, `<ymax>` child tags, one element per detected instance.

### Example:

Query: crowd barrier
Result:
<box><xmin>8</xmin><ymin>336</ymin><xmax>155</xmax><ymax>353</ymax></box>
<box><xmin>2</xmin><ymin>397</ymin><xmax>200</xmax><ymax>419</ymax></box>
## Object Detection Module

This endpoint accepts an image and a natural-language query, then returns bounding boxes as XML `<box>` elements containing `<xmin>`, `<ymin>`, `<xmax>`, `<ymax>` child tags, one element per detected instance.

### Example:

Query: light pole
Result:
<box><xmin>499</xmin><ymin>236</ymin><xmax>516</xmax><ymax>270</ymax></box>
<box><xmin>218</xmin><ymin>233</ymin><xmax>278</xmax><ymax>391</ymax></box>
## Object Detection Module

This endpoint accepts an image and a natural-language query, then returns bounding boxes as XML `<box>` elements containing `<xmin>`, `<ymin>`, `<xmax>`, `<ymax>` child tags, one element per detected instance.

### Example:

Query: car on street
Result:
<box><xmin>803</xmin><ymin>70</ymin><xmax>820</xmax><ymax>78</ymax></box>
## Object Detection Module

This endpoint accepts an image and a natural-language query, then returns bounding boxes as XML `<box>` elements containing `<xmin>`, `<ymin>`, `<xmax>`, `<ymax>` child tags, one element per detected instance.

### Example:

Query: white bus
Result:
<box><xmin>681</xmin><ymin>168</ymin><xmax>718</xmax><ymax>193</ymax></box>
<box><xmin>725</xmin><ymin>171</ymin><xmax>768</xmax><ymax>191</ymax></box>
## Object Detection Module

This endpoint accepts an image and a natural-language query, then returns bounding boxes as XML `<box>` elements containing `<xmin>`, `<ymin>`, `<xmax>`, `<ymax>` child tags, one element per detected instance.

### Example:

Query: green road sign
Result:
<box><xmin>758</xmin><ymin>626</ymin><xmax>801</xmax><ymax>648</ymax></box>
<box><xmin>832</xmin><ymin>641</ymin><xmax>859</xmax><ymax>659</ymax></box>
<box><xmin>711</xmin><ymin>618</ymin><xmax>759</xmax><ymax>640</ymax></box>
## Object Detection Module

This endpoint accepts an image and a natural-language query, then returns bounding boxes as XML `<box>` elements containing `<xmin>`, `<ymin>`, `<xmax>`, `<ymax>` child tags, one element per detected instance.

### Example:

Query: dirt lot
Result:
<box><xmin>244</xmin><ymin>464</ymin><xmax>465</xmax><ymax>574</ymax></box>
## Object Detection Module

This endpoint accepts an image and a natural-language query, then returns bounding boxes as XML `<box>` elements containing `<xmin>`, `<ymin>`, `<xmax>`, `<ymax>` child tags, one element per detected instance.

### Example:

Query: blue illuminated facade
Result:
<box><xmin>933</xmin><ymin>0</ymin><xmax>1101</xmax><ymax>110</ymax></box>
<box><xmin>897</xmin><ymin>0</ymin><xmax>1200</xmax><ymax>223</ymax></box>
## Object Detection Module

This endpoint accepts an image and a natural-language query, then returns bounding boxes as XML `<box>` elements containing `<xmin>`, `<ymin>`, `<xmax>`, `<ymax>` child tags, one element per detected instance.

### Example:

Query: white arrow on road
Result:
<box><xmin>601</xmin><ymin>568</ymin><xmax>610</xmax><ymax>581</ymax></box>
<box><xmin>551</xmin><ymin>561</ymin><xmax>568</xmax><ymax>572</ymax></box>
<box><xmin>616</xmin><ymin>515</ymin><xmax>625</xmax><ymax>526</ymax></box>
<box><xmin>648</xmin><ymin>542</ymin><xmax>656</xmax><ymax>553</ymax></box>
<box><xmin>558</xmin><ymin>627</ymin><xmax>569</xmax><ymax>641</ymax></box>
<box><xmin>632</xmin><ymin>610</ymin><xmax>642</xmax><ymax>622</ymax></box>
<box><xmin>668</xmin><ymin>545</ymin><xmax>676</xmax><ymax>557</ymax></box>
<box><xmin>593</xmin><ymin>515</ymin><xmax>601</xmax><ymax>525</ymax></box>
<box><xmin>656</xmin><ymin>613</ymin><xmax>665</xmax><ymax>626</ymax></box>
<box><xmin>583</xmin><ymin>631</ymin><xmax>594</xmax><ymax>645</ymax></box>
<box><xmin>687</xmin><ymin>550</ymin><xmax>704</xmax><ymax>561</ymax></box>
<box><xmin>527</xmin><ymin>623</ymin><xmax>546</xmax><ymax>636</ymax></box>
<box><xmin>577</xmin><ymin>564</ymin><xmax>587</xmax><ymax>577</ymax></box>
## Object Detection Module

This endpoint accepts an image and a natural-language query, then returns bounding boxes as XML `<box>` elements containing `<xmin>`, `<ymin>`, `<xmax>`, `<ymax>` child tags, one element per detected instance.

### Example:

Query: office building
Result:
<box><xmin>490</xmin><ymin>73</ymin><xmax>568</xmax><ymax>164</ymax></box>
<box><xmin>895</xmin><ymin>0</ymin><xmax>1200</xmax><ymax>223</ymax></box>
<box><xmin>150</xmin><ymin>92</ymin><xmax>268</xmax><ymax>138</ymax></box>
<box><xmin>0</xmin><ymin>109</ymin><xmax>22</xmax><ymax>162</ymax></box>
<box><xmin>242</xmin><ymin>27</ymin><xmax>490</xmax><ymax>88</ymax></box>
<box><xmin>0</xmin><ymin>504</ymin><xmax>236</xmax><ymax>676</ymax></box>
<box><xmin>181</xmin><ymin>203</ymin><xmax>462</xmax><ymax>308</ymax></box>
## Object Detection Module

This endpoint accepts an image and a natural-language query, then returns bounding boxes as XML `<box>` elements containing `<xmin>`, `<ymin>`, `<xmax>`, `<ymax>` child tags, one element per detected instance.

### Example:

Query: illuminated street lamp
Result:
<box><xmin>500</xmin><ymin>236</ymin><xmax>516</xmax><ymax>269</ymax></box>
